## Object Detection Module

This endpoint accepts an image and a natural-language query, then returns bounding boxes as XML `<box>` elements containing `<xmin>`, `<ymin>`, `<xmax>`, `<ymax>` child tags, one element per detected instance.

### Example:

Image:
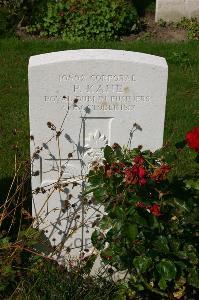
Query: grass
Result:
<box><xmin>3</xmin><ymin>259</ymin><xmax>118</xmax><ymax>300</ymax></box>
<box><xmin>0</xmin><ymin>38</ymin><xmax>198</xmax><ymax>195</ymax></box>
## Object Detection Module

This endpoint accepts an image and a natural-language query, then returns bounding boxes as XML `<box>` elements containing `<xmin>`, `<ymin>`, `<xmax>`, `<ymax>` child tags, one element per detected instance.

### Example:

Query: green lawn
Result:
<box><xmin>0</xmin><ymin>38</ymin><xmax>198</xmax><ymax>193</ymax></box>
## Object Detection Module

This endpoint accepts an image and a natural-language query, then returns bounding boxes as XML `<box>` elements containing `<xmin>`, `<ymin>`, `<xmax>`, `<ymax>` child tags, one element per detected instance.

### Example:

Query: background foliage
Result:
<box><xmin>0</xmin><ymin>0</ymin><xmax>139</xmax><ymax>40</ymax></box>
<box><xmin>0</xmin><ymin>0</ymin><xmax>48</xmax><ymax>37</ymax></box>
<box><xmin>27</xmin><ymin>0</ymin><xmax>139</xmax><ymax>41</ymax></box>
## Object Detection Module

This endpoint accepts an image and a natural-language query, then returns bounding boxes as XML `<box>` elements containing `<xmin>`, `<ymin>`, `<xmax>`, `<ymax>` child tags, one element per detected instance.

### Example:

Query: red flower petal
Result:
<box><xmin>186</xmin><ymin>126</ymin><xmax>199</xmax><ymax>153</ymax></box>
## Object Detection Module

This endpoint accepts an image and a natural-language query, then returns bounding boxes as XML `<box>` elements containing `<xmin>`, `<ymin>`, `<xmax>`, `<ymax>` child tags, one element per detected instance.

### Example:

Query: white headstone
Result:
<box><xmin>156</xmin><ymin>0</ymin><xmax>199</xmax><ymax>22</ymax></box>
<box><xmin>29</xmin><ymin>49</ymin><xmax>168</xmax><ymax>263</ymax></box>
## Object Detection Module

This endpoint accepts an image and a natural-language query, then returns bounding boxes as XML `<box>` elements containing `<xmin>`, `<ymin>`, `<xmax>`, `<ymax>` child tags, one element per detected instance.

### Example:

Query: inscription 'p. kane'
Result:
<box><xmin>74</xmin><ymin>83</ymin><xmax>124</xmax><ymax>94</ymax></box>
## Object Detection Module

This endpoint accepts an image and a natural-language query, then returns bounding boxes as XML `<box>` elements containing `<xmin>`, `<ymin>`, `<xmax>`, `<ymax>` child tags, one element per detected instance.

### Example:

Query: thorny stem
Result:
<box><xmin>128</xmin><ymin>128</ymin><xmax>137</xmax><ymax>147</ymax></box>
<box><xmin>59</xmin><ymin>104</ymin><xmax>70</xmax><ymax>131</ymax></box>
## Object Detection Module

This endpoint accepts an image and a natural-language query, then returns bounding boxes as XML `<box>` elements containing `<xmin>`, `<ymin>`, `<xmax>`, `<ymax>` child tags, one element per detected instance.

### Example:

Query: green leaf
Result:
<box><xmin>124</xmin><ymin>224</ymin><xmax>138</xmax><ymax>241</ymax></box>
<box><xmin>177</xmin><ymin>251</ymin><xmax>187</xmax><ymax>260</ymax></box>
<box><xmin>156</xmin><ymin>260</ymin><xmax>177</xmax><ymax>281</ymax></box>
<box><xmin>19</xmin><ymin>228</ymin><xmax>54</xmax><ymax>255</ymax></box>
<box><xmin>83</xmin><ymin>185</ymin><xmax>100</xmax><ymax>196</ymax></box>
<box><xmin>135</xmin><ymin>284</ymin><xmax>144</xmax><ymax>291</ymax></box>
<box><xmin>185</xmin><ymin>179</ymin><xmax>199</xmax><ymax>191</ymax></box>
<box><xmin>91</xmin><ymin>229</ymin><xmax>104</xmax><ymax>250</ymax></box>
<box><xmin>170</xmin><ymin>239</ymin><xmax>180</xmax><ymax>252</ymax></box>
<box><xmin>175</xmin><ymin>140</ymin><xmax>186</xmax><ymax>149</ymax></box>
<box><xmin>88</xmin><ymin>170</ymin><xmax>103</xmax><ymax>186</ymax></box>
<box><xmin>93</xmin><ymin>187</ymin><xmax>106</xmax><ymax>203</ymax></box>
<box><xmin>91</xmin><ymin>229</ymin><xmax>99</xmax><ymax>245</ymax></box>
<box><xmin>106</xmin><ymin>226</ymin><xmax>120</xmax><ymax>242</ymax></box>
<box><xmin>133</xmin><ymin>256</ymin><xmax>152</xmax><ymax>273</ymax></box>
<box><xmin>101</xmin><ymin>247</ymin><xmax>114</xmax><ymax>258</ymax></box>
<box><xmin>188</xmin><ymin>268</ymin><xmax>199</xmax><ymax>288</ymax></box>
<box><xmin>0</xmin><ymin>237</ymin><xmax>10</xmax><ymax>249</ymax></box>
<box><xmin>174</xmin><ymin>199</ymin><xmax>189</xmax><ymax>212</ymax></box>
<box><xmin>153</xmin><ymin>236</ymin><xmax>170</xmax><ymax>254</ymax></box>
<box><xmin>110</xmin><ymin>207</ymin><xmax>125</xmax><ymax>221</ymax></box>
<box><xmin>149</xmin><ymin>214</ymin><xmax>160</xmax><ymax>229</ymax></box>
<box><xmin>133</xmin><ymin>211</ymin><xmax>148</xmax><ymax>227</ymax></box>
<box><xmin>187</xmin><ymin>251</ymin><xmax>198</xmax><ymax>265</ymax></box>
<box><xmin>158</xmin><ymin>278</ymin><xmax>167</xmax><ymax>290</ymax></box>
<box><xmin>183</xmin><ymin>244</ymin><xmax>198</xmax><ymax>265</ymax></box>
<box><xmin>83</xmin><ymin>254</ymin><xmax>97</xmax><ymax>274</ymax></box>
<box><xmin>104</xmin><ymin>145</ymin><xmax>114</xmax><ymax>163</ymax></box>
<box><xmin>114</xmin><ymin>146</ymin><xmax>123</xmax><ymax>159</ymax></box>
<box><xmin>99</xmin><ymin>215</ymin><xmax>112</xmax><ymax>230</ymax></box>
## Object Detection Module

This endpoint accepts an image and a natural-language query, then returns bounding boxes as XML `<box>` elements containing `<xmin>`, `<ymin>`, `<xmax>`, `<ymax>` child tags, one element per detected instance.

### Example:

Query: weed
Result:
<box><xmin>176</xmin><ymin>17</ymin><xmax>199</xmax><ymax>40</ymax></box>
<box><xmin>157</xmin><ymin>18</ymin><xmax>167</xmax><ymax>27</ymax></box>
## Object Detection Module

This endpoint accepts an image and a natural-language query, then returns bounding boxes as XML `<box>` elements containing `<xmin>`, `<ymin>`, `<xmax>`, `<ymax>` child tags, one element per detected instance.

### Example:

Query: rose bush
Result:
<box><xmin>86</xmin><ymin>127</ymin><xmax>199</xmax><ymax>299</ymax></box>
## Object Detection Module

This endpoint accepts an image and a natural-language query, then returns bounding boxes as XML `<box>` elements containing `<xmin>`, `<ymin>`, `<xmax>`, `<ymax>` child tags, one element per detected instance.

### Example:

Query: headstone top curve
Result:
<box><xmin>29</xmin><ymin>49</ymin><xmax>167</xmax><ymax>69</ymax></box>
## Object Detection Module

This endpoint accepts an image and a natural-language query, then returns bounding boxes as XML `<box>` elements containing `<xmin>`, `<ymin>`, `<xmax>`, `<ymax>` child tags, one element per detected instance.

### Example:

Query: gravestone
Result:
<box><xmin>156</xmin><ymin>0</ymin><xmax>199</xmax><ymax>22</ymax></box>
<box><xmin>29</xmin><ymin>49</ymin><xmax>168</xmax><ymax>264</ymax></box>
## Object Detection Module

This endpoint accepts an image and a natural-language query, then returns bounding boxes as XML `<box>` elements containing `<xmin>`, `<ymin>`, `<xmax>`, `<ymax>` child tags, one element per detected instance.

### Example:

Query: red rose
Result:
<box><xmin>150</xmin><ymin>203</ymin><xmax>161</xmax><ymax>216</ymax></box>
<box><xmin>186</xmin><ymin>126</ymin><xmax>199</xmax><ymax>153</ymax></box>
<box><xmin>124</xmin><ymin>165</ymin><xmax>147</xmax><ymax>186</ymax></box>
<box><xmin>124</xmin><ymin>168</ymin><xmax>136</xmax><ymax>184</ymax></box>
<box><xmin>133</xmin><ymin>155</ymin><xmax>145</xmax><ymax>165</ymax></box>
<box><xmin>138</xmin><ymin>166</ymin><xmax>146</xmax><ymax>177</ymax></box>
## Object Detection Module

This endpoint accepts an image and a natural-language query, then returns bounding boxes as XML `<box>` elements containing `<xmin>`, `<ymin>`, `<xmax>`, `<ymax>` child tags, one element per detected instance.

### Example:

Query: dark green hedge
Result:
<box><xmin>42</xmin><ymin>0</ymin><xmax>138</xmax><ymax>40</ymax></box>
